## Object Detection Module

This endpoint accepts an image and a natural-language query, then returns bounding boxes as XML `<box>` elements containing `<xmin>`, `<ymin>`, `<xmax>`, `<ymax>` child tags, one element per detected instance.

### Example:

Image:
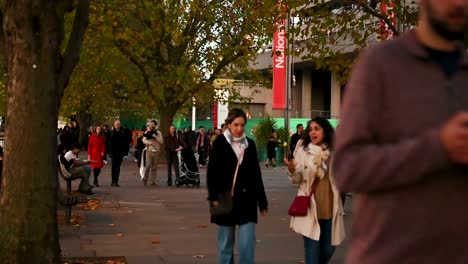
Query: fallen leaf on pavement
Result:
<box><xmin>108</xmin><ymin>224</ymin><xmax>115</xmax><ymax>227</ymax></box>
<box><xmin>192</xmin><ymin>255</ymin><xmax>206</xmax><ymax>259</ymax></box>
<box><xmin>151</xmin><ymin>240</ymin><xmax>160</xmax><ymax>244</ymax></box>
<box><xmin>197</xmin><ymin>224</ymin><xmax>208</xmax><ymax>228</ymax></box>
<box><xmin>116</xmin><ymin>234</ymin><xmax>124</xmax><ymax>237</ymax></box>
<box><xmin>74</xmin><ymin>224</ymin><xmax>80</xmax><ymax>227</ymax></box>
<box><xmin>77</xmin><ymin>199</ymin><xmax>102</xmax><ymax>211</ymax></box>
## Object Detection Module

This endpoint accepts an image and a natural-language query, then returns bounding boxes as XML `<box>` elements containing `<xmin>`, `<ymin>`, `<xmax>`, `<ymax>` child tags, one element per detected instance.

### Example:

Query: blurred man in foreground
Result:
<box><xmin>334</xmin><ymin>1</ymin><xmax>468</xmax><ymax>263</ymax></box>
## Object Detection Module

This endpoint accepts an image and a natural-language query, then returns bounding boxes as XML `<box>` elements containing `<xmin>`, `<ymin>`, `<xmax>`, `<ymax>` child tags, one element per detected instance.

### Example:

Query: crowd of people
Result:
<box><xmin>51</xmin><ymin>2</ymin><xmax>468</xmax><ymax>263</ymax></box>
<box><xmin>55</xmin><ymin>119</ymin><xmax>229</xmax><ymax>193</ymax></box>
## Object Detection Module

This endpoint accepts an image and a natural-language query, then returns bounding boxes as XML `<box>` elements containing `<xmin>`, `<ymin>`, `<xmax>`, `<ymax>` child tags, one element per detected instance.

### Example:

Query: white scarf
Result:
<box><xmin>223</xmin><ymin>129</ymin><xmax>249</xmax><ymax>163</ymax></box>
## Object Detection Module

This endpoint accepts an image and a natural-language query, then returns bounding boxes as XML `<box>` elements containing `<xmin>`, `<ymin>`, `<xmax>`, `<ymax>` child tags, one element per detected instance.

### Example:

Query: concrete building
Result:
<box><xmin>224</xmin><ymin>1</ymin><xmax>417</xmax><ymax>120</ymax></box>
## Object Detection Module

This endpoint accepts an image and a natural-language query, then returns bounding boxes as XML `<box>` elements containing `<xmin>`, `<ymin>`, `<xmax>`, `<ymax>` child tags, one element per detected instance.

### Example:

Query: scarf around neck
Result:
<box><xmin>223</xmin><ymin>129</ymin><xmax>249</xmax><ymax>162</ymax></box>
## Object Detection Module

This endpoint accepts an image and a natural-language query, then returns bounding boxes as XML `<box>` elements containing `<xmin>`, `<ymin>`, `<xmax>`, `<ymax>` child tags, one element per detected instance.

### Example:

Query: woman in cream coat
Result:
<box><xmin>285</xmin><ymin>117</ymin><xmax>345</xmax><ymax>264</ymax></box>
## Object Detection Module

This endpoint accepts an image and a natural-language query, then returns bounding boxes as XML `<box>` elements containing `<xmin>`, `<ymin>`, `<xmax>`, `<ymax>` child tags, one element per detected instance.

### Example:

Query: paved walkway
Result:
<box><xmin>59</xmin><ymin>157</ymin><xmax>352</xmax><ymax>263</ymax></box>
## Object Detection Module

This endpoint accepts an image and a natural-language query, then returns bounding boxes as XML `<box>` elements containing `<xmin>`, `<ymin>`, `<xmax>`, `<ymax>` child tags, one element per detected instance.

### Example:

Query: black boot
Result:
<box><xmin>93</xmin><ymin>168</ymin><xmax>100</xmax><ymax>187</ymax></box>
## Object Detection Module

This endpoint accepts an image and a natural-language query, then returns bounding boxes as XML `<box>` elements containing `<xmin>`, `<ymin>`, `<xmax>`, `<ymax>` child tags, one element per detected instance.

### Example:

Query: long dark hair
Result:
<box><xmin>301</xmin><ymin>117</ymin><xmax>335</xmax><ymax>150</ymax></box>
<box><xmin>225</xmin><ymin>108</ymin><xmax>247</xmax><ymax>125</ymax></box>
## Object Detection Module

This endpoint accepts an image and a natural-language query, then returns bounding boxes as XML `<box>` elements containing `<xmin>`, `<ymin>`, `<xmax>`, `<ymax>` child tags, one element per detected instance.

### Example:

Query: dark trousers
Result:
<box><xmin>303</xmin><ymin>219</ymin><xmax>335</xmax><ymax>264</ymax></box>
<box><xmin>111</xmin><ymin>153</ymin><xmax>123</xmax><ymax>184</ymax></box>
<box><xmin>93</xmin><ymin>168</ymin><xmax>101</xmax><ymax>183</ymax></box>
<box><xmin>136</xmin><ymin>149</ymin><xmax>143</xmax><ymax>167</ymax></box>
<box><xmin>198</xmin><ymin>147</ymin><xmax>206</xmax><ymax>165</ymax></box>
<box><xmin>166</xmin><ymin>151</ymin><xmax>180</xmax><ymax>184</ymax></box>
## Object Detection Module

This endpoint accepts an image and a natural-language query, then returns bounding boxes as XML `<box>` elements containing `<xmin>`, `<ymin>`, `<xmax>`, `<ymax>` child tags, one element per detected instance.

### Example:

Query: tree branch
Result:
<box><xmin>57</xmin><ymin>0</ymin><xmax>90</xmax><ymax>95</ymax></box>
<box><xmin>115</xmin><ymin>43</ymin><xmax>151</xmax><ymax>94</ymax></box>
<box><xmin>301</xmin><ymin>0</ymin><xmax>399</xmax><ymax>36</ymax></box>
<box><xmin>208</xmin><ymin>49</ymin><xmax>248</xmax><ymax>83</ymax></box>
<box><xmin>358</xmin><ymin>1</ymin><xmax>399</xmax><ymax>36</ymax></box>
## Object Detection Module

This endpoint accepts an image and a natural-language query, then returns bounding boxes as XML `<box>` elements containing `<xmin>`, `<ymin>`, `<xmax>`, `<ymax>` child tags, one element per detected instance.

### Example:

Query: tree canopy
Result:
<box><xmin>86</xmin><ymin>0</ymin><xmax>280</xmax><ymax>131</ymax></box>
<box><xmin>284</xmin><ymin>0</ymin><xmax>418</xmax><ymax>81</ymax></box>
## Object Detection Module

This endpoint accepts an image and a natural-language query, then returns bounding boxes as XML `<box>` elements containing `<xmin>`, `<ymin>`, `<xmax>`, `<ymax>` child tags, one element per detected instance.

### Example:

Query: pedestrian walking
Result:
<box><xmin>211</xmin><ymin>128</ymin><xmax>221</xmax><ymax>146</ymax></box>
<box><xmin>70</xmin><ymin>120</ymin><xmax>80</xmax><ymax>145</ymax></box>
<box><xmin>207</xmin><ymin>108</ymin><xmax>268</xmax><ymax>264</ymax></box>
<box><xmin>289</xmin><ymin>124</ymin><xmax>304</xmax><ymax>158</ymax></box>
<box><xmin>88</xmin><ymin>125</ymin><xmax>106</xmax><ymax>187</ymax></box>
<box><xmin>265</xmin><ymin>131</ymin><xmax>279</xmax><ymax>167</ymax></box>
<box><xmin>131</xmin><ymin>127</ymin><xmax>140</xmax><ymax>162</ymax></box>
<box><xmin>196</xmin><ymin>126</ymin><xmax>209</xmax><ymax>166</ymax></box>
<box><xmin>142</xmin><ymin>120</ymin><xmax>163</xmax><ymax>186</ymax></box>
<box><xmin>122</xmin><ymin>124</ymin><xmax>132</xmax><ymax>158</ymax></box>
<box><xmin>284</xmin><ymin>117</ymin><xmax>345</xmax><ymax>264</ymax></box>
<box><xmin>135</xmin><ymin>127</ymin><xmax>145</xmax><ymax>167</ymax></box>
<box><xmin>164</xmin><ymin>125</ymin><xmax>185</xmax><ymax>186</ymax></box>
<box><xmin>333</xmin><ymin>1</ymin><xmax>468</xmax><ymax>263</ymax></box>
<box><xmin>102</xmin><ymin>124</ymin><xmax>111</xmax><ymax>162</ymax></box>
<box><xmin>60</xmin><ymin>125</ymin><xmax>73</xmax><ymax>151</ymax></box>
<box><xmin>110</xmin><ymin>120</ymin><xmax>127</xmax><ymax>187</ymax></box>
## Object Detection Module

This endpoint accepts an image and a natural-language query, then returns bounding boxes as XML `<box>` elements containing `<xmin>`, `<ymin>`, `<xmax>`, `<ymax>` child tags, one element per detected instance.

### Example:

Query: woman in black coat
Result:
<box><xmin>207</xmin><ymin>108</ymin><xmax>268</xmax><ymax>264</ymax></box>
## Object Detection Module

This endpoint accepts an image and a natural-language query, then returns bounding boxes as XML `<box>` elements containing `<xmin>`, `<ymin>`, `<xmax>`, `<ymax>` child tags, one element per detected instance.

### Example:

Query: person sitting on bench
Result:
<box><xmin>58</xmin><ymin>143</ymin><xmax>94</xmax><ymax>195</ymax></box>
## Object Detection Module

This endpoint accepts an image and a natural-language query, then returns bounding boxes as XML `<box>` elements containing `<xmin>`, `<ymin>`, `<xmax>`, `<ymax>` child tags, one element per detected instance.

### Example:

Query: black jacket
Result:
<box><xmin>110</xmin><ymin>129</ymin><xmax>127</xmax><ymax>156</ymax></box>
<box><xmin>290</xmin><ymin>132</ymin><xmax>302</xmax><ymax>154</ymax></box>
<box><xmin>207</xmin><ymin>135</ymin><xmax>268</xmax><ymax>226</ymax></box>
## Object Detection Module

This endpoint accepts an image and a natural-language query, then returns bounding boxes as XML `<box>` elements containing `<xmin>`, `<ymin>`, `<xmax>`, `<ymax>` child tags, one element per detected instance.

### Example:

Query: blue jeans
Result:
<box><xmin>218</xmin><ymin>222</ymin><xmax>255</xmax><ymax>264</ymax></box>
<box><xmin>303</xmin><ymin>219</ymin><xmax>335</xmax><ymax>264</ymax></box>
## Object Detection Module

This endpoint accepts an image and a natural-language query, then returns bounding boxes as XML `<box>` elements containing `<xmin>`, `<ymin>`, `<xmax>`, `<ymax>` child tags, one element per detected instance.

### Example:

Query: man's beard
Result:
<box><xmin>426</xmin><ymin>2</ymin><xmax>467</xmax><ymax>41</ymax></box>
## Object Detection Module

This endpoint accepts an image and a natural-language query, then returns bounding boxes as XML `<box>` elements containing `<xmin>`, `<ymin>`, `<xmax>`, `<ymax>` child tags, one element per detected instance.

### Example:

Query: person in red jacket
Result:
<box><xmin>88</xmin><ymin>125</ymin><xmax>106</xmax><ymax>187</ymax></box>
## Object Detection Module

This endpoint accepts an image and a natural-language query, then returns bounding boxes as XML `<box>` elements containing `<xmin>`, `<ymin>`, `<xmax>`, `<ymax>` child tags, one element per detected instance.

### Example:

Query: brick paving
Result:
<box><xmin>59</xmin><ymin>157</ymin><xmax>352</xmax><ymax>264</ymax></box>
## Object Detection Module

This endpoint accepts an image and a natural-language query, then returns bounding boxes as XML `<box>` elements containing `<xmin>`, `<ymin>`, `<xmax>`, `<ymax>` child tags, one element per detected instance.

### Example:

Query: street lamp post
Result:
<box><xmin>285</xmin><ymin>12</ymin><xmax>292</xmax><ymax>136</ymax></box>
<box><xmin>192</xmin><ymin>97</ymin><xmax>196</xmax><ymax>131</ymax></box>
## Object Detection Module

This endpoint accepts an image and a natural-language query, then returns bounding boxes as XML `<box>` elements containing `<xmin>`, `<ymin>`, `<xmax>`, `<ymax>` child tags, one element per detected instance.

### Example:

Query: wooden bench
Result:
<box><xmin>57</xmin><ymin>164</ymin><xmax>86</xmax><ymax>224</ymax></box>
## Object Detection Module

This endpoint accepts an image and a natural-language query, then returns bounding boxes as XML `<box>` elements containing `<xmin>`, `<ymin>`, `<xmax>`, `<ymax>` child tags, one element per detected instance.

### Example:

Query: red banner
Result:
<box><xmin>213</xmin><ymin>101</ymin><xmax>218</xmax><ymax>129</ymax></box>
<box><xmin>272</xmin><ymin>18</ymin><xmax>287</xmax><ymax>109</ymax></box>
<box><xmin>380</xmin><ymin>2</ymin><xmax>396</xmax><ymax>40</ymax></box>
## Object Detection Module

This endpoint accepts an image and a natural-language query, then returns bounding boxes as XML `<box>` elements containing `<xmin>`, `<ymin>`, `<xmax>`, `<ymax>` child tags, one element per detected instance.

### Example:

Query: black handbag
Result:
<box><xmin>210</xmin><ymin>154</ymin><xmax>242</xmax><ymax>217</ymax></box>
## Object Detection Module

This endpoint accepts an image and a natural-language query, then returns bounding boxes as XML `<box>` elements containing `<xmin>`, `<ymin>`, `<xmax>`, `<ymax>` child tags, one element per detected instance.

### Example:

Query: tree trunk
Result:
<box><xmin>77</xmin><ymin>111</ymin><xmax>93</xmax><ymax>147</ymax></box>
<box><xmin>0</xmin><ymin>1</ymin><xmax>90</xmax><ymax>262</ymax></box>
<box><xmin>158</xmin><ymin>109</ymin><xmax>176</xmax><ymax>138</ymax></box>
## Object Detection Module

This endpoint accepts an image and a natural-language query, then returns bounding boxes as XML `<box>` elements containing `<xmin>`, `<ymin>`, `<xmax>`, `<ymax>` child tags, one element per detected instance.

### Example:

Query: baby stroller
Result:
<box><xmin>176</xmin><ymin>148</ymin><xmax>200</xmax><ymax>188</ymax></box>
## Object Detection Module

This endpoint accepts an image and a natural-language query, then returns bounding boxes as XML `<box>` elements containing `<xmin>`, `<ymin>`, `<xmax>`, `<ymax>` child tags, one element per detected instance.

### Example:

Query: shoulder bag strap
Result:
<box><xmin>308</xmin><ymin>178</ymin><xmax>320</xmax><ymax>199</ymax></box>
<box><xmin>230</xmin><ymin>151</ymin><xmax>243</xmax><ymax>196</ymax></box>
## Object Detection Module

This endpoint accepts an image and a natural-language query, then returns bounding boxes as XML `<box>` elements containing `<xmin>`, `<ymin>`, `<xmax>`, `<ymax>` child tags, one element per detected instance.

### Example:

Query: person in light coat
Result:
<box><xmin>285</xmin><ymin>117</ymin><xmax>345</xmax><ymax>264</ymax></box>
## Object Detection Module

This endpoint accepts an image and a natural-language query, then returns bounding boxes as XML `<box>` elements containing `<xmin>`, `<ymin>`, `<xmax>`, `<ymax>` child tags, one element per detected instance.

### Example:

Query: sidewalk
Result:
<box><xmin>59</xmin><ymin>158</ymin><xmax>352</xmax><ymax>263</ymax></box>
